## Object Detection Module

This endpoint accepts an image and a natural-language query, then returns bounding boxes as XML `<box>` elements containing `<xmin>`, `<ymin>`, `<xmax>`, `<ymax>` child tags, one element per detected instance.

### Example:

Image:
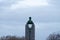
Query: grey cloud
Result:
<box><xmin>48</xmin><ymin>0</ymin><xmax>60</xmax><ymax>7</ymax></box>
<box><xmin>0</xmin><ymin>0</ymin><xmax>22</xmax><ymax>9</ymax></box>
<box><xmin>0</xmin><ymin>5</ymin><xmax>60</xmax><ymax>23</ymax></box>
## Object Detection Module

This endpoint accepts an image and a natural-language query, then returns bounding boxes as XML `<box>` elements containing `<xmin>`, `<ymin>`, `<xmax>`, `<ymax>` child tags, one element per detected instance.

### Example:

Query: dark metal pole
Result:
<box><xmin>29</xmin><ymin>29</ymin><xmax>31</xmax><ymax>40</ymax></box>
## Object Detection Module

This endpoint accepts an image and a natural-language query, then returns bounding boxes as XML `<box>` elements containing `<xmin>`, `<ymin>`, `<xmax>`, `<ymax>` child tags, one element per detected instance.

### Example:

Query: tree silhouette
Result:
<box><xmin>47</xmin><ymin>33</ymin><xmax>60</xmax><ymax>40</ymax></box>
<box><xmin>0</xmin><ymin>36</ymin><xmax>25</xmax><ymax>40</ymax></box>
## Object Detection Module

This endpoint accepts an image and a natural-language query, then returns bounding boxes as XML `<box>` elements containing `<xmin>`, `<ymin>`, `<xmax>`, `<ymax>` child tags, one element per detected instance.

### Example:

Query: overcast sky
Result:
<box><xmin>0</xmin><ymin>0</ymin><xmax>60</xmax><ymax>40</ymax></box>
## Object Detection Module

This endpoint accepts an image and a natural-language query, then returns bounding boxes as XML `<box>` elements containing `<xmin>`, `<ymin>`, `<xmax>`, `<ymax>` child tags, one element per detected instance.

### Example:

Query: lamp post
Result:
<box><xmin>25</xmin><ymin>17</ymin><xmax>35</xmax><ymax>40</ymax></box>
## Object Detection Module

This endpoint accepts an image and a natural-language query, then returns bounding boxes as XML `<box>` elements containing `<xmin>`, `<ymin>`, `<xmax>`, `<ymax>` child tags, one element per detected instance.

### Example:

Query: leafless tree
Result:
<box><xmin>47</xmin><ymin>33</ymin><xmax>60</xmax><ymax>40</ymax></box>
<box><xmin>0</xmin><ymin>36</ymin><xmax>25</xmax><ymax>40</ymax></box>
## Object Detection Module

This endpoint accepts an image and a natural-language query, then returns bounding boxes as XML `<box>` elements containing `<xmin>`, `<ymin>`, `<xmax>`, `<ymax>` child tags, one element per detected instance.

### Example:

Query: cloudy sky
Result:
<box><xmin>0</xmin><ymin>0</ymin><xmax>60</xmax><ymax>40</ymax></box>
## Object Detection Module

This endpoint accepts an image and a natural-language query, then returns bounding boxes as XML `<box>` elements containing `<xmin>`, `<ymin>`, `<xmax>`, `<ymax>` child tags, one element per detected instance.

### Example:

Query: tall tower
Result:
<box><xmin>25</xmin><ymin>17</ymin><xmax>35</xmax><ymax>40</ymax></box>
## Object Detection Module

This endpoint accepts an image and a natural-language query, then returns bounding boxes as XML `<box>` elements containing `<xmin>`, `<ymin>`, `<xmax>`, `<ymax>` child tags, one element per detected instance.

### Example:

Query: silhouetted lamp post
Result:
<box><xmin>25</xmin><ymin>17</ymin><xmax>35</xmax><ymax>40</ymax></box>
